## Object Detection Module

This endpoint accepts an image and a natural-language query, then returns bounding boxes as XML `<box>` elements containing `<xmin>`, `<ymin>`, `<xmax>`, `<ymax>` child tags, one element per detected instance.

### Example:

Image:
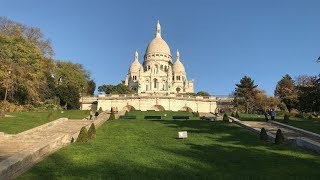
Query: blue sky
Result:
<box><xmin>1</xmin><ymin>0</ymin><xmax>319</xmax><ymax>96</ymax></box>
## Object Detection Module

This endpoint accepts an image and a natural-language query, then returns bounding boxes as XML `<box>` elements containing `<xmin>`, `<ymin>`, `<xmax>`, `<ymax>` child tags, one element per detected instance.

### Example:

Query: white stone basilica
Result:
<box><xmin>124</xmin><ymin>21</ymin><xmax>194</xmax><ymax>94</ymax></box>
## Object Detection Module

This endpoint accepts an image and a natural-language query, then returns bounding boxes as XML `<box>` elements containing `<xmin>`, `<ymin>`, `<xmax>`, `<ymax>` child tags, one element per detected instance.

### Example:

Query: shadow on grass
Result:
<box><xmin>19</xmin><ymin>119</ymin><xmax>320</xmax><ymax>179</ymax></box>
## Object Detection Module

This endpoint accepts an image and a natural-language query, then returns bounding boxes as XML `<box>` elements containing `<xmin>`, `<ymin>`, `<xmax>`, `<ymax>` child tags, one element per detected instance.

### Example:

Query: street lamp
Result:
<box><xmin>80</xmin><ymin>85</ymin><xmax>85</xmax><ymax>110</ymax></box>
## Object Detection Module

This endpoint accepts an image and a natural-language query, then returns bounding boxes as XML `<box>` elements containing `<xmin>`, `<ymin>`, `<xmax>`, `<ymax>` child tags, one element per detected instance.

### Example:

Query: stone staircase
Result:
<box><xmin>0</xmin><ymin>111</ymin><xmax>118</xmax><ymax>179</ymax></box>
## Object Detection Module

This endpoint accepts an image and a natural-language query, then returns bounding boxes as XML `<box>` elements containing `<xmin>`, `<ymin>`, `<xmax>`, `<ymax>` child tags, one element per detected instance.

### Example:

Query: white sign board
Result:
<box><xmin>178</xmin><ymin>131</ymin><xmax>188</xmax><ymax>139</ymax></box>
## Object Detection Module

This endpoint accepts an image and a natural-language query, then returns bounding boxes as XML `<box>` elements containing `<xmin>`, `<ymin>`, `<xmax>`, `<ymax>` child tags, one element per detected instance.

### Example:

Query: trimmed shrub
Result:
<box><xmin>76</xmin><ymin>127</ymin><xmax>88</xmax><ymax>142</ymax></box>
<box><xmin>275</xmin><ymin>129</ymin><xmax>285</xmax><ymax>144</ymax></box>
<box><xmin>98</xmin><ymin>107</ymin><xmax>103</xmax><ymax>113</ymax></box>
<box><xmin>108</xmin><ymin>111</ymin><xmax>116</xmax><ymax>120</ymax></box>
<box><xmin>71</xmin><ymin>137</ymin><xmax>75</xmax><ymax>143</ymax></box>
<box><xmin>223</xmin><ymin>113</ymin><xmax>229</xmax><ymax>122</ymax></box>
<box><xmin>283</xmin><ymin>114</ymin><xmax>290</xmax><ymax>123</ymax></box>
<box><xmin>125</xmin><ymin>110</ymin><xmax>128</xmax><ymax>116</ymax></box>
<box><xmin>235</xmin><ymin>112</ymin><xmax>240</xmax><ymax>118</ymax></box>
<box><xmin>87</xmin><ymin>123</ymin><xmax>96</xmax><ymax>139</ymax></box>
<box><xmin>260</xmin><ymin>128</ymin><xmax>268</xmax><ymax>141</ymax></box>
<box><xmin>308</xmin><ymin>115</ymin><xmax>313</xmax><ymax>120</ymax></box>
<box><xmin>47</xmin><ymin>111</ymin><xmax>53</xmax><ymax>121</ymax></box>
<box><xmin>231</xmin><ymin>112</ymin><xmax>235</xmax><ymax>117</ymax></box>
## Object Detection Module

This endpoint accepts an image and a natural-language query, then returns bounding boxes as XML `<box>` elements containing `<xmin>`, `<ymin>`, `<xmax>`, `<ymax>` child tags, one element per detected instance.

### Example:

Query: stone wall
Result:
<box><xmin>82</xmin><ymin>94</ymin><xmax>217</xmax><ymax>113</ymax></box>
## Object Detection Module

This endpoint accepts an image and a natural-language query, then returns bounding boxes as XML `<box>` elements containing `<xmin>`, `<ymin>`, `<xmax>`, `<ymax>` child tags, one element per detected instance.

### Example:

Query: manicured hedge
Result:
<box><xmin>173</xmin><ymin>116</ymin><xmax>189</xmax><ymax>120</ymax></box>
<box><xmin>119</xmin><ymin>115</ymin><xmax>137</xmax><ymax>119</ymax></box>
<box><xmin>144</xmin><ymin>116</ymin><xmax>162</xmax><ymax>119</ymax></box>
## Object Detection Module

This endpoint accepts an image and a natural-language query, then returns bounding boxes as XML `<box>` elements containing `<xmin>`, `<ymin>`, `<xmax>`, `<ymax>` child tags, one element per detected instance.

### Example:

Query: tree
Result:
<box><xmin>274</xmin><ymin>74</ymin><xmax>298</xmax><ymax>112</ymax></box>
<box><xmin>254</xmin><ymin>89</ymin><xmax>280</xmax><ymax>113</ymax></box>
<box><xmin>0</xmin><ymin>16</ymin><xmax>54</xmax><ymax>56</ymax></box>
<box><xmin>98</xmin><ymin>83</ymin><xmax>135</xmax><ymax>94</ymax></box>
<box><xmin>297</xmin><ymin>75</ymin><xmax>320</xmax><ymax>116</ymax></box>
<box><xmin>196</xmin><ymin>91</ymin><xmax>210</xmax><ymax>96</ymax></box>
<box><xmin>0</xmin><ymin>33</ymin><xmax>49</xmax><ymax>103</ymax></box>
<box><xmin>233</xmin><ymin>76</ymin><xmax>258</xmax><ymax>113</ymax></box>
<box><xmin>54</xmin><ymin>61</ymin><xmax>90</xmax><ymax>92</ymax></box>
<box><xmin>87</xmin><ymin>80</ymin><xmax>96</xmax><ymax>95</ymax></box>
<box><xmin>55</xmin><ymin>84</ymin><xmax>80</xmax><ymax>109</ymax></box>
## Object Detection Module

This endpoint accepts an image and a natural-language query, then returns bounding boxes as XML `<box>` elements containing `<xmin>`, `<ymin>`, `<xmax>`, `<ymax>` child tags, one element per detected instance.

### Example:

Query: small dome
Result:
<box><xmin>129</xmin><ymin>51</ymin><xmax>143</xmax><ymax>72</ymax></box>
<box><xmin>145</xmin><ymin>21</ymin><xmax>171</xmax><ymax>57</ymax></box>
<box><xmin>173</xmin><ymin>50</ymin><xmax>185</xmax><ymax>73</ymax></box>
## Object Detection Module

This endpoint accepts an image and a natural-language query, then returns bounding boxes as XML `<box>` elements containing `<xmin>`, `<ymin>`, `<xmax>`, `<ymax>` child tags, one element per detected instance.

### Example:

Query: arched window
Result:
<box><xmin>160</xmin><ymin>65</ymin><xmax>163</xmax><ymax>70</ymax></box>
<box><xmin>154</xmin><ymin>79</ymin><xmax>157</xmax><ymax>88</ymax></box>
<box><xmin>148</xmin><ymin>66</ymin><xmax>150</xmax><ymax>70</ymax></box>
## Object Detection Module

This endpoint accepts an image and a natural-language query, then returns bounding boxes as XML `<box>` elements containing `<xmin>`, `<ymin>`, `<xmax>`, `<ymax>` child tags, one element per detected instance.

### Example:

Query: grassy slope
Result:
<box><xmin>237</xmin><ymin>113</ymin><xmax>320</xmax><ymax>134</ymax></box>
<box><xmin>0</xmin><ymin>110</ymin><xmax>89</xmax><ymax>134</ymax></box>
<box><xmin>20</xmin><ymin>111</ymin><xmax>320</xmax><ymax>179</ymax></box>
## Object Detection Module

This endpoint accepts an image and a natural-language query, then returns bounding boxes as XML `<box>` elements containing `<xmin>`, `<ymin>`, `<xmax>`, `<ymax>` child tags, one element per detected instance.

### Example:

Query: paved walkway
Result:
<box><xmin>241</xmin><ymin>121</ymin><xmax>320</xmax><ymax>143</ymax></box>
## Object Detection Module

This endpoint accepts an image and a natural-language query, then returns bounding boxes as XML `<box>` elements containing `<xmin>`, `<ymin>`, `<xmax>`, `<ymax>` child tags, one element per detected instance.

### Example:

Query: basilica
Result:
<box><xmin>124</xmin><ymin>21</ymin><xmax>194</xmax><ymax>94</ymax></box>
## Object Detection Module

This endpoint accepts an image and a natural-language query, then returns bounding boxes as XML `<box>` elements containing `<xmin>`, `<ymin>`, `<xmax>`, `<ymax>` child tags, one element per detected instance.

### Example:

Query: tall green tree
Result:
<box><xmin>54</xmin><ymin>61</ymin><xmax>90</xmax><ymax>92</ymax></box>
<box><xmin>274</xmin><ymin>74</ymin><xmax>298</xmax><ymax>112</ymax></box>
<box><xmin>233</xmin><ymin>76</ymin><xmax>258</xmax><ymax>113</ymax></box>
<box><xmin>297</xmin><ymin>75</ymin><xmax>320</xmax><ymax>115</ymax></box>
<box><xmin>87</xmin><ymin>80</ymin><xmax>96</xmax><ymax>95</ymax></box>
<box><xmin>55</xmin><ymin>84</ymin><xmax>80</xmax><ymax>109</ymax></box>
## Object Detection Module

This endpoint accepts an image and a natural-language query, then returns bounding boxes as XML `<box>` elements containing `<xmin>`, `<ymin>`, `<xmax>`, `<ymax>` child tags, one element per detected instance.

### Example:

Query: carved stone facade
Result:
<box><xmin>124</xmin><ymin>21</ymin><xmax>194</xmax><ymax>94</ymax></box>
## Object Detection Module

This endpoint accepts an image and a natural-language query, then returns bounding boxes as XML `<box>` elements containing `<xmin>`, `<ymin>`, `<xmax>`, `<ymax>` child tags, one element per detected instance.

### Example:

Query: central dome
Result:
<box><xmin>145</xmin><ymin>21</ymin><xmax>171</xmax><ymax>58</ymax></box>
<box><xmin>146</xmin><ymin>37</ymin><xmax>171</xmax><ymax>55</ymax></box>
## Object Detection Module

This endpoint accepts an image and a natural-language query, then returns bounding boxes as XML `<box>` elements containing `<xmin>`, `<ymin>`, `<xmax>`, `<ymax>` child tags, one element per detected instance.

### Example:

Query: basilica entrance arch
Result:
<box><xmin>149</xmin><ymin>105</ymin><xmax>165</xmax><ymax>111</ymax></box>
<box><xmin>122</xmin><ymin>105</ymin><xmax>136</xmax><ymax>111</ymax></box>
<box><xmin>180</xmin><ymin>106</ymin><xmax>193</xmax><ymax>112</ymax></box>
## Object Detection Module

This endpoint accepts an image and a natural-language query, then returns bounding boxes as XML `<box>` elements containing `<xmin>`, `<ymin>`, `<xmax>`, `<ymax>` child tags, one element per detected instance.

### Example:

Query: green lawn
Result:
<box><xmin>20</xmin><ymin>111</ymin><xmax>320</xmax><ymax>179</ymax></box>
<box><xmin>236</xmin><ymin>113</ymin><xmax>320</xmax><ymax>134</ymax></box>
<box><xmin>0</xmin><ymin>110</ymin><xmax>89</xmax><ymax>134</ymax></box>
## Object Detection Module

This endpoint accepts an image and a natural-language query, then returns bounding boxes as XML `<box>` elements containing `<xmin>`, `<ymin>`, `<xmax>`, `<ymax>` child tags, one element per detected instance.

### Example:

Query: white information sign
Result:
<box><xmin>178</xmin><ymin>131</ymin><xmax>188</xmax><ymax>139</ymax></box>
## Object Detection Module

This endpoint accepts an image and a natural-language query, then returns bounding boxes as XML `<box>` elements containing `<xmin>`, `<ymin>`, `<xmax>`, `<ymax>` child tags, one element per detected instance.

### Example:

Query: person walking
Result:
<box><xmin>94</xmin><ymin>111</ymin><xmax>99</xmax><ymax>120</ymax></box>
<box><xmin>270</xmin><ymin>109</ymin><xmax>276</xmax><ymax>121</ymax></box>
<box><xmin>89</xmin><ymin>110</ymin><xmax>94</xmax><ymax>120</ymax></box>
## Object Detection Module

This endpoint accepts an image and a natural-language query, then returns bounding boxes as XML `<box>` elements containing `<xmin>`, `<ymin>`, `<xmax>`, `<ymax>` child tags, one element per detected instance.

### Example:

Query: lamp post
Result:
<box><xmin>80</xmin><ymin>85</ymin><xmax>84</xmax><ymax>110</ymax></box>
<box><xmin>1</xmin><ymin>68</ymin><xmax>13</xmax><ymax>116</ymax></box>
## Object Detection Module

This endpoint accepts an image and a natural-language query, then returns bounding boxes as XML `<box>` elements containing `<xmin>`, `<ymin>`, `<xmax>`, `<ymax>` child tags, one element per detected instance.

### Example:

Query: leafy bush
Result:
<box><xmin>71</xmin><ymin>137</ymin><xmax>75</xmax><ymax>143</ymax></box>
<box><xmin>283</xmin><ymin>114</ymin><xmax>290</xmax><ymax>123</ymax></box>
<box><xmin>275</xmin><ymin>129</ymin><xmax>285</xmax><ymax>144</ymax></box>
<box><xmin>193</xmin><ymin>111</ymin><xmax>200</xmax><ymax>117</ymax></box>
<box><xmin>223</xmin><ymin>113</ymin><xmax>229</xmax><ymax>122</ymax></box>
<box><xmin>289</xmin><ymin>109</ymin><xmax>299</xmax><ymax>117</ymax></box>
<box><xmin>235</xmin><ymin>111</ymin><xmax>240</xmax><ymax>118</ymax></box>
<box><xmin>87</xmin><ymin>123</ymin><xmax>96</xmax><ymax>139</ymax></box>
<box><xmin>260</xmin><ymin>128</ymin><xmax>268</xmax><ymax>141</ymax></box>
<box><xmin>108</xmin><ymin>111</ymin><xmax>115</xmax><ymax>120</ymax></box>
<box><xmin>308</xmin><ymin>115</ymin><xmax>313</xmax><ymax>120</ymax></box>
<box><xmin>76</xmin><ymin>127</ymin><xmax>88</xmax><ymax>142</ymax></box>
<box><xmin>295</xmin><ymin>112</ymin><xmax>304</xmax><ymax>119</ymax></box>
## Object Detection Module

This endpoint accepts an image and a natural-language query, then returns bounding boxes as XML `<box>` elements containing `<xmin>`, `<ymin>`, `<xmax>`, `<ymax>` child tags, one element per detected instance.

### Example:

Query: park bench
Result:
<box><xmin>144</xmin><ymin>116</ymin><xmax>162</xmax><ymax>120</ymax></box>
<box><xmin>172</xmin><ymin>116</ymin><xmax>189</xmax><ymax>120</ymax></box>
<box><xmin>119</xmin><ymin>115</ymin><xmax>136</xmax><ymax>119</ymax></box>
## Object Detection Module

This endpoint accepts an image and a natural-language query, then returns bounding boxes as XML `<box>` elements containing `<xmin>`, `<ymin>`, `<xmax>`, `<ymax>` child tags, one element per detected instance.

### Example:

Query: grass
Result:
<box><xmin>235</xmin><ymin>113</ymin><xmax>320</xmax><ymax>134</ymax></box>
<box><xmin>19</xmin><ymin>111</ymin><xmax>320</xmax><ymax>179</ymax></box>
<box><xmin>0</xmin><ymin>110</ymin><xmax>89</xmax><ymax>134</ymax></box>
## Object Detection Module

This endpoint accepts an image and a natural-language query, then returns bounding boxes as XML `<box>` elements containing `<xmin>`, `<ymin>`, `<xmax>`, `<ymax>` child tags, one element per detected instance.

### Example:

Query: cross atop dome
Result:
<box><xmin>156</xmin><ymin>20</ymin><xmax>161</xmax><ymax>38</ymax></box>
